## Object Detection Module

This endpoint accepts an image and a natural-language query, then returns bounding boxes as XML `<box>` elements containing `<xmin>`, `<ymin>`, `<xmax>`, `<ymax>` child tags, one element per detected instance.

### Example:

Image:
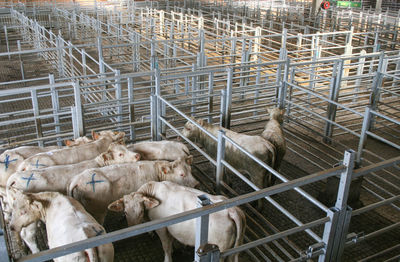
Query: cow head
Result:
<box><xmin>9</xmin><ymin>190</ymin><xmax>47</xmax><ymax>233</ymax></box>
<box><xmin>159</xmin><ymin>155</ymin><xmax>199</xmax><ymax>188</ymax></box>
<box><xmin>92</xmin><ymin>130</ymin><xmax>126</xmax><ymax>143</ymax></box>
<box><xmin>181</xmin><ymin>119</ymin><xmax>206</xmax><ymax>140</ymax></box>
<box><xmin>96</xmin><ymin>143</ymin><xmax>141</xmax><ymax>166</ymax></box>
<box><xmin>108</xmin><ymin>192</ymin><xmax>159</xmax><ymax>226</ymax></box>
<box><xmin>64</xmin><ymin>136</ymin><xmax>93</xmax><ymax>147</ymax></box>
<box><xmin>268</xmin><ymin>107</ymin><xmax>285</xmax><ymax>124</ymax></box>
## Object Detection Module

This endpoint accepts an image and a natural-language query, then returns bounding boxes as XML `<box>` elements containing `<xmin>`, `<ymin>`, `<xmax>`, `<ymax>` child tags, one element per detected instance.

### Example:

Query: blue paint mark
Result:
<box><xmin>30</xmin><ymin>159</ymin><xmax>47</xmax><ymax>169</ymax></box>
<box><xmin>0</xmin><ymin>154</ymin><xmax>18</xmax><ymax>171</ymax></box>
<box><xmin>21</xmin><ymin>173</ymin><xmax>37</xmax><ymax>189</ymax></box>
<box><xmin>86</xmin><ymin>173</ymin><xmax>105</xmax><ymax>192</ymax></box>
<box><xmin>92</xmin><ymin>226</ymin><xmax>104</xmax><ymax>236</ymax></box>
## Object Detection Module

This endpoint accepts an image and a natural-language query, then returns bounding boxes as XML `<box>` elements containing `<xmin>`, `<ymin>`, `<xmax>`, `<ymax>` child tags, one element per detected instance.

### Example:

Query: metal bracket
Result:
<box><xmin>196</xmin><ymin>243</ymin><xmax>220</xmax><ymax>262</ymax></box>
<box><xmin>306</xmin><ymin>242</ymin><xmax>325</xmax><ymax>259</ymax></box>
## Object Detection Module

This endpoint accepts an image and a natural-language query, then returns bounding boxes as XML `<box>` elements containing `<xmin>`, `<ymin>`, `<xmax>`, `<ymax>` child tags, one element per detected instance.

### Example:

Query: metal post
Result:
<box><xmin>220</xmin><ymin>89</ymin><xmax>227</xmax><ymax>128</ymax></box>
<box><xmin>155</xmin><ymin>69</ymin><xmax>162</xmax><ymax>141</ymax></box>
<box><xmin>115</xmin><ymin>70</ymin><xmax>123</xmax><ymax>128</ymax></box>
<box><xmin>278</xmin><ymin>59</ymin><xmax>290</xmax><ymax>109</ymax></box>
<box><xmin>4</xmin><ymin>26</ymin><xmax>10</xmax><ymax>60</ymax></box>
<box><xmin>319</xmin><ymin>150</ymin><xmax>355</xmax><ymax>262</ymax></box>
<box><xmin>369</xmin><ymin>53</ymin><xmax>385</xmax><ymax>130</ymax></box>
<box><xmin>17</xmin><ymin>40</ymin><xmax>25</xmax><ymax>80</ymax></box>
<box><xmin>49</xmin><ymin>74</ymin><xmax>62</xmax><ymax>146</ymax></box>
<box><xmin>215</xmin><ymin>130</ymin><xmax>226</xmax><ymax>193</ymax></box>
<box><xmin>194</xmin><ymin>194</ymin><xmax>211</xmax><ymax>262</ymax></box>
<box><xmin>208</xmin><ymin>72</ymin><xmax>214</xmax><ymax>124</ymax></box>
<box><xmin>323</xmin><ymin>60</ymin><xmax>343</xmax><ymax>144</ymax></box>
<box><xmin>73</xmin><ymin>81</ymin><xmax>84</xmax><ymax>137</ymax></box>
<box><xmin>128</xmin><ymin>77</ymin><xmax>135</xmax><ymax>142</ymax></box>
<box><xmin>225</xmin><ymin>68</ymin><xmax>233</xmax><ymax>129</ymax></box>
<box><xmin>97</xmin><ymin>37</ymin><xmax>105</xmax><ymax>75</ymax></box>
<box><xmin>356</xmin><ymin>107</ymin><xmax>371</xmax><ymax>165</ymax></box>
<box><xmin>31</xmin><ymin>90</ymin><xmax>44</xmax><ymax>147</ymax></box>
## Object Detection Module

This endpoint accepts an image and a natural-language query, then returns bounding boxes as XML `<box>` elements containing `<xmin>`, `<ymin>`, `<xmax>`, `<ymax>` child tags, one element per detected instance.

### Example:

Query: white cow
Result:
<box><xmin>68</xmin><ymin>156</ymin><xmax>198</xmax><ymax>224</ymax></box>
<box><xmin>261</xmin><ymin>108</ymin><xmax>286</xmax><ymax>184</ymax></box>
<box><xmin>181</xmin><ymin>119</ymin><xmax>276</xmax><ymax>191</ymax></box>
<box><xmin>108</xmin><ymin>181</ymin><xmax>246</xmax><ymax>262</ymax></box>
<box><xmin>9</xmin><ymin>190</ymin><xmax>114</xmax><ymax>262</ymax></box>
<box><xmin>127</xmin><ymin>140</ymin><xmax>189</xmax><ymax>161</ymax></box>
<box><xmin>17</xmin><ymin>131</ymin><xmax>125</xmax><ymax>172</ymax></box>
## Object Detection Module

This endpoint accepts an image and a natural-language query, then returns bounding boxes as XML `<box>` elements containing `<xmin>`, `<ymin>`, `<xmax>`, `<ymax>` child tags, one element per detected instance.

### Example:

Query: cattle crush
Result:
<box><xmin>0</xmin><ymin>0</ymin><xmax>399</xmax><ymax>261</ymax></box>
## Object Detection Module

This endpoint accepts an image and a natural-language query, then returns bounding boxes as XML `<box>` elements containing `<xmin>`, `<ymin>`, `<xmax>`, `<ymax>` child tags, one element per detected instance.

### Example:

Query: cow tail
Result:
<box><xmin>228</xmin><ymin>207</ymin><xmax>246</xmax><ymax>262</ymax></box>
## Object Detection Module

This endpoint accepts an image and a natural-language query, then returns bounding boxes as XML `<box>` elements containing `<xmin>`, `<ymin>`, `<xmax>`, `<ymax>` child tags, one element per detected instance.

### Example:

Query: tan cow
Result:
<box><xmin>261</xmin><ymin>107</ymin><xmax>286</xmax><ymax>184</ymax></box>
<box><xmin>181</xmin><ymin>119</ymin><xmax>276</xmax><ymax>191</ymax></box>
<box><xmin>68</xmin><ymin>156</ymin><xmax>198</xmax><ymax>224</ymax></box>
<box><xmin>9</xmin><ymin>190</ymin><xmax>114</xmax><ymax>262</ymax></box>
<box><xmin>108</xmin><ymin>181</ymin><xmax>246</xmax><ymax>262</ymax></box>
<box><xmin>17</xmin><ymin>131</ymin><xmax>125</xmax><ymax>172</ymax></box>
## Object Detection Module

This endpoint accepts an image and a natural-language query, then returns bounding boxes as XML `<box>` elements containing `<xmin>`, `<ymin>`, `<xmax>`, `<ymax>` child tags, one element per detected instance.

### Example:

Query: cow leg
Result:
<box><xmin>20</xmin><ymin>222</ymin><xmax>40</xmax><ymax>253</ymax></box>
<box><xmin>156</xmin><ymin>228</ymin><xmax>174</xmax><ymax>262</ymax></box>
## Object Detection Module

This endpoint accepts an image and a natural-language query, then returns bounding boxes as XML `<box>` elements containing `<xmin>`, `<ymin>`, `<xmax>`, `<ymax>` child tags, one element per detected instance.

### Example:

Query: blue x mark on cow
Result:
<box><xmin>86</xmin><ymin>173</ymin><xmax>105</xmax><ymax>192</ymax></box>
<box><xmin>0</xmin><ymin>154</ymin><xmax>18</xmax><ymax>171</ymax></box>
<box><xmin>21</xmin><ymin>173</ymin><xmax>37</xmax><ymax>189</ymax></box>
<box><xmin>30</xmin><ymin>159</ymin><xmax>48</xmax><ymax>169</ymax></box>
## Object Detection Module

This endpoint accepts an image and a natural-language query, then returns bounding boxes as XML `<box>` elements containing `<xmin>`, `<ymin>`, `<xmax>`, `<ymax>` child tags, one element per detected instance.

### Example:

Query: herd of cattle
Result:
<box><xmin>0</xmin><ymin>107</ymin><xmax>286</xmax><ymax>262</ymax></box>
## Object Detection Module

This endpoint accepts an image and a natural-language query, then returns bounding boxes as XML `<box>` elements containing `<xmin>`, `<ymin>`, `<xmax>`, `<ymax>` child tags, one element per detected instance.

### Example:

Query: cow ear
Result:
<box><xmin>143</xmin><ymin>196</ymin><xmax>159</xmax><ymax>209</ymax></box>
<box><xmin>161</xmin><ymin>165</ymin><xmax>170</xmax><ymax>174</ymax></box>
<box><xmin>108</xmin><ymin>199</ymin><xmax>124</xmax><ymax>212</ymax></box>
<box><xmin>92</xmin><ymin>131</ymin><xmax>100</xmax><ymax>140</ymax></box>
<box><xmin>185</xmin><ymin>155</ymin><xmax>193</xmax><ymax>165</ymax></box>
<box><xmin>197</xmin><ymin>119</ymin><xmax>204</xmax><ymax>126</ymax></box>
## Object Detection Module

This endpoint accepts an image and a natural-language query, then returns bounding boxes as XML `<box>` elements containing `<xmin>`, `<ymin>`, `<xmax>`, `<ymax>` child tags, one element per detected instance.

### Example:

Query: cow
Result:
<box><xmin>108</xmin><ymin>181</ymin><xmax>246</xmax><ymax>262</ymax></box>
<box><xmin>261</xmin><ymin>107</ymin><xmax>286</xmax><ymax>184</ymax></box>
<box><xmin>9</xmin><ymin>190</ymin><xmax>114</xmax><ymax>262</ymax></box>
<box><xmin>127</xmin><ymin>140</ymin><xmax>190</xmax><ymax>161</ymax></box>
<box><xmin>17</xmin><ymin>131</ymin><xmax>125</xmax><ymax>172</ymax></box>
<box><xmin>68</xmin><ymin>156</ymin><xmax>198</xmax><ymax>224</ymax></box>
<box><xmin>181</xmin><ymin>118</ymin><xmax>276</xmax><ymax>198</ymax></box>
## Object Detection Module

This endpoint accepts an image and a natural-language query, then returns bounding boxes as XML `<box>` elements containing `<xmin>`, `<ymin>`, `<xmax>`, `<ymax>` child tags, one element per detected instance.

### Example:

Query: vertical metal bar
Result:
<box><xmin>115</xmin><ymin>70</ymin><xmax>123</xmax><ymax>128</ymax></box>
<box><xmin>49</xmin><ymin>74</ymin><xmax>62</xmax><ymax>146</ymax></box>
<box><xmin>150</xmin><ymin>94</ymin><xmax>157</xmax><ymax>141</ymax></box>
<box><xmin>155</xmin><ymin>69</ymin><xmax>161</xmax><ymax>141</ymax></box>
<box><xmin>215</xmin><ymin>130</ymin><xmax>226</xmax><ymax>193</ymax></box>
<box><xmin>225</xmin><ymin>68</ymin><xmax>233</xmax><ymax>129</ymax></box>
<box><xmin>329</xmin><ymin>150</ymin><xmax>355</xmax><ymax>262</ymax></box>
<box><xmin>17</xmin><ymin>40</ymin><xmax>25</xmax><ymax>80</ymax></box>
<box><xmin>318</xmin><ymin>208</ymin><xmax>340</xmax><ymax>262</ymax></box>
<box><xmin>73</xmin><ymin>81</ymin><xmax>84</xmax><ymax>137</ymax></box>
<box><xmin>4</xmin><ymin>26</ymin><xmax>10</xmax><ymax>60</ymax></box>
<box><xmin>31</xmin><ymin>90</ymin><xmax>44</xmax><ymax>147</ymax></box>
<box><xmin>369</xmin><ymin>52</ymin><xmax>385</xmax><ymax>130</ymax></box>
<box><xmin>128</xmin><ymin>77</ymin><xmax>136</xmax><ymax>142</ymax></box>
<box><xmin>81</xmin><ymin>49</ymin><xmax>87</xmax><ymax>76</ymax></box>
<box><xmin>194</xmin><ymin>195</ymin><xmax>211</xmax><ymax>262</ymax></box>
<box><xmin>356</xmin><ymin>107</ymin><xmax>371</xmax><ymax>165</ymax></box>
<box><xmin>278</xmin><ymin>59</ymin><xmax>290</xmax><ymax>109</ymax></box>
<box><xmin>220</xmin><ymin>89</ymin><xmax>227</xmax><ymax>128</ymax></box>
<box><xmin>208</xmin><ymin>72</ymin><xmax>214</xmax><ymax>124</ymax></box>
<box><xmin>191</xmin><ymin>64</ymin><xmax>198</xmax><ymax>117</ymax></box>
<box><xmin>97</xmin><ymin>37</ymin><xmax>105</xmax><ymax>75</ymax></box>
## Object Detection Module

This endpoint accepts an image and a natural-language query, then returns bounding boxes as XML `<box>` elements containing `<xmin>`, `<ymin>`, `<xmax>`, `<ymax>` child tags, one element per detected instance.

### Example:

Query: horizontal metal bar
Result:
<box><xmin>353</xmin><ymin>156</ymin><xmax>400</xmax><ymax>178</ymax></box>
<box><xmin>352</xmin><ymin>195</ymin><xmax>400</xmax><ymax>216</ymax></box>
